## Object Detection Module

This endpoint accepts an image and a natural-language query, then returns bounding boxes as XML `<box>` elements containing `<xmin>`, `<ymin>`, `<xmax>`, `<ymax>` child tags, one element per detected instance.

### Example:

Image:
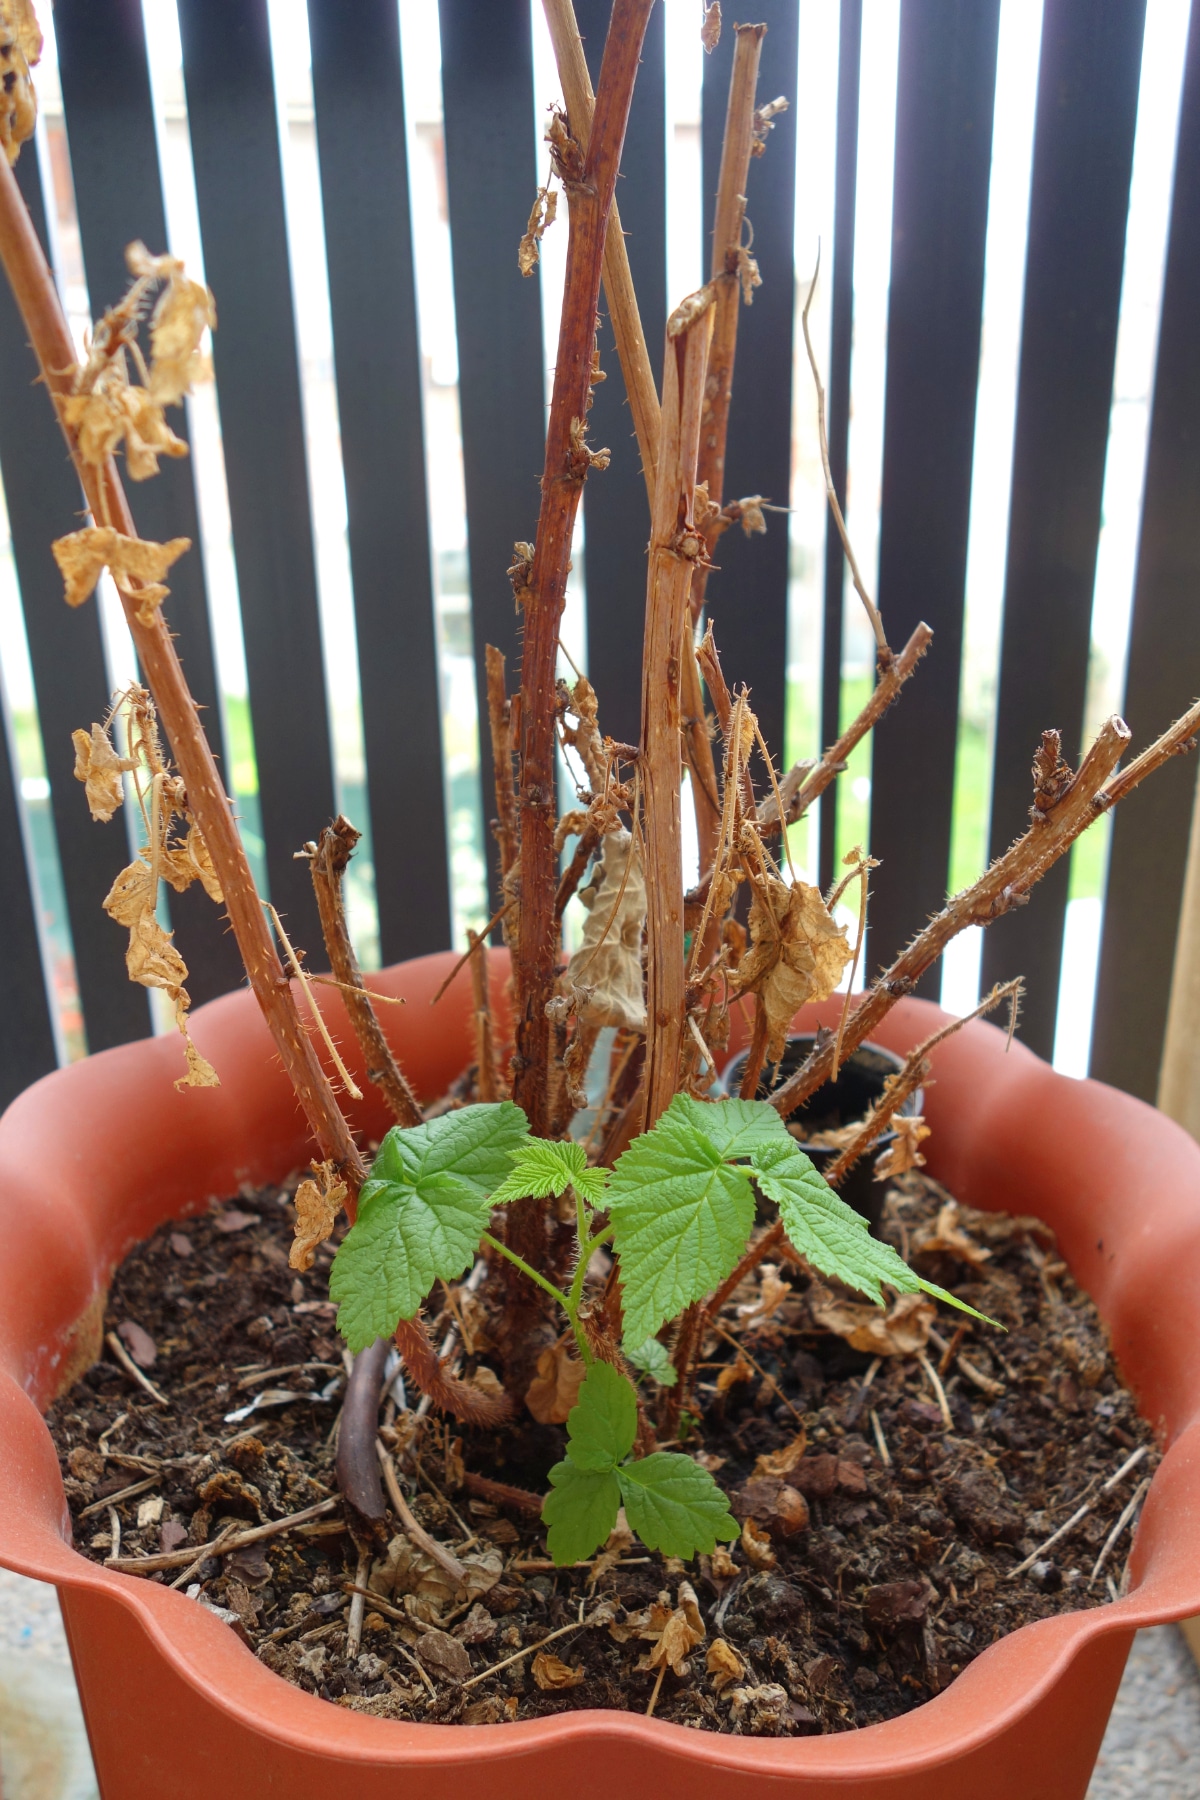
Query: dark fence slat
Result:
<box><xmin>308</xmin><ymin>0</ymin><xmax>452</xmax><ymax>961</ymax></box>
<box><xmin>0</xmin><ymin>681</ymin><xmax>58</xmax><ymax>1107</ymax></box>
<box><xmin>0</xmin><ymin>150</ymin><xmax>151</xmax><ymax>1050</ymax></box>
<box><xmin>868</xmin><ymin>0</ymin><xmax>1000</xmax><ymax>991</ymax></box>
<box><xmin>700</xmin><ymin>1</ymin><xmax>798</xmax><ymax>777</ymax></box>
<box><xmin>817</xmin><ymin>0</ymin><xmax>862</xmax><ymax>898</ymax></box>
<box><xmin>176</xmin><ymin>0</ymin><xmax>336</xmax><ymax>955</ymax></box>
<box><xmin>698</xmin><ymin>0</ymin><xmax>802</xmax><ymax>766</ymax></box>
<box><xmin>438</xmin><ymin>0</ymin><xmax>545</xmax><ymax>920</ymax></box>
<box><xmin>576</xmin><ymin>0</ymin><xmax>665</xmax><ymax>749</ymax></box>
<box><xmin>1090</xmin><ymin>0</ymin><xmax>1200</xmax><ymax>1102</ymax></box>
<box><xmin>980</xmin><ymin>0</ymin><xmax>1146</xmax><ymax>1056</ymax></box>
<box><xmin>53</xmin><ymin>0</ymin><xmax>244</xmax><ymax>1005</ymax></box>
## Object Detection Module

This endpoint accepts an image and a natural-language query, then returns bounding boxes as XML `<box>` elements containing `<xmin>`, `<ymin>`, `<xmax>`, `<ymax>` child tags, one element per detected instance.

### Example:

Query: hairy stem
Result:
<box><xmin>0</xmin><ymin>154</ymin><xmax>367</xmax><ymax>1193</ymax></box>
<box><xmin>641</xmin><ymin>292</ymin><xmax>716</xmax><ymax>1129</ymax></box>
<box><xmin>513</xmin><ymin>0</ymin><xmax>655</xmax><ymax>1140</ymax></box>
<box><xmin>308</xmin><ymin>818</ymin><xmax>422</xmax><ymax>1128</ymax></box>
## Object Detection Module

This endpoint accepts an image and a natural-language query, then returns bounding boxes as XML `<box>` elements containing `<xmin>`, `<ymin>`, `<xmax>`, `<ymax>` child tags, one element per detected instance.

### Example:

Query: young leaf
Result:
<box><xmin>560</xmin><ymin>1358</ymin><xmax>638</xmax><ymax>1471</ymax></box>
<box><xmin>329</xmin><ymin>1102</ymin><xmax>529</xmax><ymax>1350</ymax></box>
<box><xmin>625</xmin><ymin>1336</ymin><xmax>679</xmax><ymax>1388</ymax></box>
<box><xmin>488</xmin><ymin>1136</ymin><xmax>608</xmax><ymax>1208</ymax></box>
<box><xmin>669</xmin><ymin>1092</ymin><xmax>791</xmax><ymax>1161</ymax></box>
<box><xmin>542</xmin><ymin>1461</ymin><xmax>623</xmax><ymax>1564</ymax></box>
<box><xmin>616</xmin><ymin>1453</ymin><xmax>739</xmax><ymax>1557</ymax></box>
<box><xmin>750</xmin><ymin>1138</ymin><xmax>991</xmax><ymax>1322</ymax></box>
<box><xmin>607</xmin><ymin>1099</ymin><xmax>756</xmax><ymax>1347</ymax></box>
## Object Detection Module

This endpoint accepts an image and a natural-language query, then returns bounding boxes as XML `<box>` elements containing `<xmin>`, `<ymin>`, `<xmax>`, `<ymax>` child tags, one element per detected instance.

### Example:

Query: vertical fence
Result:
<box><xmin>0</xmin><ymin>0</ymin><xmax>1197</xmax><ymax>1121</ymax></box>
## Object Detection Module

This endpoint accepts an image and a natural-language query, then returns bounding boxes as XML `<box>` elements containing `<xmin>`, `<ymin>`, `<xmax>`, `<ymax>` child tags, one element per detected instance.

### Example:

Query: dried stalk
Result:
<box><xmin>307</xmin><ymin>818</ymin><xmax>421</xmax><ymax>1128</ymax></box>
<box><xmin>640</xmin><ymin>291</ymin><xmax>716</xmax><ymax>1129</ymax></box>
<box><xmin>692</xmin><ymin>22</ymin><xmax>767</xmax><ymax>607</ymax></box>
<box><xmin>787</xmin><ymin>620</ymin><xmax>932</xmax><ymax>824</ymax></box>
<box><xmin>513</xmin><ymin>0</ymin><xmax>655</xmax><ymax>1140</ymax></box>
<box><xmin>555</xmin><ymin>823</ymin><xmax>601</xmax><ymax>919</ymax></box>
<box><xmin>542</xmin><ymin>0</ymin><xmax>722</xmax><ymax>875</ymax></box>
<box><xmin>770</xmin><ymin>714</ymin><xmax>1139</xmax><ymax>1119</ymax></box>
<box><xmin>801</xmin><ymin>251</ymin><xmax>889</xmax><ymax>664</ymax></box>
<box><xmin>0</xmin><ymin>153</ymin><xmax>365</xmax><ymax>1188</ymax></box>
<box><xmin>468</xmin><ymin>928</ymin><xmax>501</xmax><ymax>1102</ymax></box>
<box><xmin>485</xmin><ymin>645</ymin><xmax>519</xmax><ymax>886</ymax></box>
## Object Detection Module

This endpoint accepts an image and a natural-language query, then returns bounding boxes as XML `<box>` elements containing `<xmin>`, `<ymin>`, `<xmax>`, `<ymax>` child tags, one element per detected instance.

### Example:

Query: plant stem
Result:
<box><xmin>512</xmin><ymin>0</ymin><xmax>655</xmax><ymax>1141</ymax></box>
<box><xmin>307</xmin><ymin>818</ymin><xmax>422</xmax><ymax>1128</ymax></box>
<box><xmin>640</xmin><ymin>292</ymin><xmax>716</xmax><ymax>1129</ymax></box>
<box><xmin>0</xmin><ymin>152</ymin><xmax>366</xmax><ymax>1189</ymax></box>
<box><xmin>481</xmin><ymin>1231</ymin><xmax>591</xmax><ymax>1363</ymax></box>
<box><xmin>542</xmin><ymin>0</ymin><xmax>722</xmax><ymax>879</ymax></box>
<box><xmin>769</xmin><ymin>714</ymin><xmax>1135</xmax><ymax>1118</ymax></box>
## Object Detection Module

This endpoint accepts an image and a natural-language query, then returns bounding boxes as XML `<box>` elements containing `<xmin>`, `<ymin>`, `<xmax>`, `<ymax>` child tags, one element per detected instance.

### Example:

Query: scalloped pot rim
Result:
<box><xmin>3</xmin><ymin>948</ymin><xmax>1200</xmax><ymax>1800</ymax></box>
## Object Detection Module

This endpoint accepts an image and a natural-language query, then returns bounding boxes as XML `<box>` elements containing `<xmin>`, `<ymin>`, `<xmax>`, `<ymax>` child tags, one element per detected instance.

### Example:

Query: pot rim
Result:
<box><xmin>3</xmin><ymin>947</ymin><xmax>1200</xmax><ymax>1774</ymax></box>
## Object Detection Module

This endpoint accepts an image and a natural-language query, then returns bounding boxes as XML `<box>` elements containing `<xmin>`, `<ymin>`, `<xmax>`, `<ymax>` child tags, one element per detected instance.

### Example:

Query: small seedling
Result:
<box><xmin>329</xmin><ymin>1095</ymin><xmax>988</xmax><ymax>1562</ymax></box>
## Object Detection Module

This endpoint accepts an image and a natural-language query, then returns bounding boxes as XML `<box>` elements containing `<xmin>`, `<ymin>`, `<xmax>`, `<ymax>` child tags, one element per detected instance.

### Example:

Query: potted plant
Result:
<box><xmin>1</xmin><ymin>3</ymin><xmax>1199</xmax><ymax>1795</ymax></box>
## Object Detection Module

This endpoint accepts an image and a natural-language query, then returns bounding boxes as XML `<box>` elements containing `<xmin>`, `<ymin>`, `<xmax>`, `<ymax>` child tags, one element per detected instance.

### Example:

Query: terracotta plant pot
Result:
<box><xmin>2</xmin><ymin>949</ymin><xmax>1199</xmax><ymax>1800</ymax></box>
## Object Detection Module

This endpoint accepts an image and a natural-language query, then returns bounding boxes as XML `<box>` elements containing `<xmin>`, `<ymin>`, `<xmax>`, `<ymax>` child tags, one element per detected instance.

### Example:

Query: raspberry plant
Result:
<box><xmin>329</xmin><ymin>1097</ymin><xmax>985</xmax><ymax>1562</ymax></box>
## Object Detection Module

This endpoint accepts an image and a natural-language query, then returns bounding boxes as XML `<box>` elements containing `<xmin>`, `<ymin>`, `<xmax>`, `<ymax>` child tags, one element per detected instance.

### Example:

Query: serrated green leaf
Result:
<box><xmin>608</xmin><ymin>1104</ymin><xmax>755</xmax><ymax>1347</ymax></box>
<box><xmin>668</xmin><ymin>1093</ymin><xmax>792</xmax><ymax>1160</ymax></box>
<box><xmin>917</xmin><ymin>1277</ymin><xmax>1003</xmax><ymax>1329</ymax></box>
<box><xmin>625</xmin><ymin>1336</ymin><xmax>679</xmax><ymax>1387</ymax></box>
<box><xmin>750</xmin><ymin>1136</ymin><xmax>924</xmax><ymax>1305</ymax></box>
<box><xmin>563</xmin><ymin>1359</ymin><xmax>638</xmax><ymax>1471</ymax></box>
<box><xmin>329</xmin><ymin>1102</ymin><xmax>528</xmax><ymax>1350</ymax></box>
<box><xmin>488</xmin><ymin>1137</ymin><xmax>608</xmax><ymax>1207</ymax></box>
<box><xmin>616</xmin><ymin>1453</ymin><xmax>739</xmax><ymax>1558</ymax></box>
<box><xmin>542</xmin><ymin>1460</ymin><xmax>623</xmax><ymax>1565</ymax></box>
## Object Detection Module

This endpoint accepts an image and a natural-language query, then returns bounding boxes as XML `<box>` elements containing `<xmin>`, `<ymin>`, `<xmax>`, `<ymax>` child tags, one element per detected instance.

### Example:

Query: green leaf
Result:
<box><xmin>751</xmin><ymin>1139</ymin><xmax>996</xmax><ymax>1325</ymax></box>
<box><xmin>542</xmin><ymin>1461</ymin><xmax>622</xmax><ymax>1564</ymax></box>
<box><xmin>616</xmin><ymin>1453</ymin><xmax>739</xmax><ymax>1558</ymax></box>
<box><xmin>329</xmin><ymin>1102</ymin><xmax>529</xmax><ymax>1349</ymax></box>
<box><xmin>607</xmin><ymin>1099</ymin><xmax>756</xmax><ymax>1347</ymax></box>
<box><xmin>488</xmin><ymin>1137</ymin><xmax>608</xmax><ymax>1208</ymax></box>
<box><xmin>669</xmin><ymin>1093</ymin><xmax>792</xmax><ymax>1161</ymax></box>
<box><xmin>625</xmin><ymin>1336</ymin><xmax>679</xmax><ymax>1388</ymax></box>
<box><xmin>917</xmin><ymin>1276</ymin><xmax>1003</xmax><ymax>1329</ymax></box>
<box><xmin>562</xmin><ymin>1359</ymin><xmax>638</xmax><ymax>1471</ymax></box>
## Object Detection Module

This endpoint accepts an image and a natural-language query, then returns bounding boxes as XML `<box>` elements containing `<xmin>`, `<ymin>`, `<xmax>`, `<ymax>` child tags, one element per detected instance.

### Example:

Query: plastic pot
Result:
<box><xmin>3</xmin><ymin>949</ymin><xmax>1200</xmax><ymax>1800</ymax></box>
<box><xmin>719</xmin><ymin>1035</ymin><xmax>922</xmax><ymax>1230</ymax></box>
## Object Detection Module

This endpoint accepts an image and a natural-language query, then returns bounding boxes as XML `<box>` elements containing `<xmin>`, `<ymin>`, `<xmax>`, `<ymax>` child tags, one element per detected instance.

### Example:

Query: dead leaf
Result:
<box><xmin>731</xmin><ymin>1477</ymin><xmax>809</xmax><ymax>1539</ymax></box>
<box><xmin>707</xmin><ymin>1638</ymin><xmax>744</xmax><ymax>1692</ymax></box>
<box><xmin>809</xmin><ymin>1286</ymin><xmax>935</xmax><ymax>1357</ymax></box>
<box><xmin>701</xmin><ymin>1</ymin><xmax>721</xmax><ymax>52</ymax></box>
<box><xmin>71</xmin><ymin>722</ymin><xmax>135</xmax><ymax>821</ymax></box>
<box><xmin>162</xmin><ymin>823</ymin><xmax>223</xmax><ymax>904</ymax></box>
<box><xmin>416</xmin><ymin>1627</ymin><xmax>470</xmax><ymax>1683</ymax></box>
<box><xmin>468</xmin><ymin>1365</ymin><xmax>504</xmax><ymax>1401</ymax></box>
<box><xmin>909</xmin><ymin>1199</ymin><xmax>990</xmax><ymax>1267</ymax></box>
<box><xmin>289</xmin><ymin>1164</ymin><xmax>347</xmax><ymax>1272</ymax></box>
<box><xmin>728</xmin><ymin>1683</ymin><xmax>790</xmax><ymax>1733</ymax></box>
<box><xmin>741</xmin><ymin>1517</ymin><xmax>776</xmax><ymax>1570</ymax></box>
<box><xmin>710</xmin><ymin>1542</ymin><xmax>738</xmax><ymax>1580</ymax></box>
<box><xmin>52</xmin><ymin>526</ymin><xmax>190</xmax><ymax>617</ymax></box>
<box><xmin>0</xmin><ymin>0</ymin><xmax>40</xmax><ymax>166</ymax></box>
<box><xmin>518</xmin><ymin>183</ymin><xmax>558</xmax><ymax>278</ymax></box>
<box><xmin>127</xmin><ymin>242</ymin><xmax>217</xmax><ymax>405</ymax></box>
<box><xmin>525</xmin><ymin>1341</ymin><xmax>586</xmax><ymax>1425</ymax></box>
<box><xmin>531</xmin><ymin>1651</ymin><xmax>585</xmax><ymax>1691</ymax></box>
<box><xmin>735</xmin><ymin>876</ymin><xmax>852</xmax><ymax>1060</ymax></box>
<box><xmin>736</xmin><ymin>1263</ymin><xmax>791</xmax><ymax>1329</ymax></box>
<box><xmin>560</xmin><ymin>828</ymin><xmax>646</xmax><ymax>1033</ymax></box>
<box><xmin>695</xmin><ymin>1451</ymin><xmax>727</xmax><ymax>1474</ymax></box>
<box><xmin>588</xmin><ymin>1513</ymin><xmax>634</xmax><ymax>1587</ymax></box>
<box><xmin>634</xmin><ymin>1582</ymin><xmax>706</xmax><ymax>1675</ymax></box>
<box><xmin>716</xmin><ymin>1354</ymin><xmax>753</xmax><ymax>1394</ymax></box>
<box><xmin>752</xmin><ymin>1429</ymin><xmax>807</xmax><ymax>1479</ymax></box>
<box><xmin>875</xmin><ymin>1115</ymin><xmax>932</xmax><ymax>1182</ymax></box>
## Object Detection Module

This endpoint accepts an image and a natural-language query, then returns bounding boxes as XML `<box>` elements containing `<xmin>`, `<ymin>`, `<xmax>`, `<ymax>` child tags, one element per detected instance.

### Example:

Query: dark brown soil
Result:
<box><xmin>45</xmin><ymin>1169</ymin><xmax>1157</xmax><ymax>1736</ymax></box>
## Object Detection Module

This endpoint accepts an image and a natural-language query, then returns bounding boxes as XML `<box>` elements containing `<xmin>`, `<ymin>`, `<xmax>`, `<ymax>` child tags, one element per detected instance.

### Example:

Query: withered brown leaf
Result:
<box><xmin>71</xmin><ymin>721</ymin><xmax>135</xmax><ymax>822</ymax></box>
<box><xmin>740</xmin><ymin>1517</ymin><xmax>776</xmax><ymax>1571</ymax></box>
<box><xmin>52</xmin><ymin>526</ymin><xmax>190</xmax><ymax>617</ymax></box>
<box><xmin>560</xmin><ymin>828</ymin><xmax>646</xmax><ymax>1033</ymax></box>
<box><xmin>701</xmin><ymin>2</ymin><xmax>721</xmax><ymax>52</ymax></box>
<box><xmin>531</xmin><ymin>1652</ymin><xmax>585</xmax><ymax>1691</ymax></box>
<box><xmin>518</xmin><ymin>184</ymin><xmax>558</xmax><ymax>278</ymax></box>
<box><xmin>289</xmin><ymin>1163</ymin><xmax>347</xmax><ymax>1272</ymax></box>
<box><xmin>525</xmin><ymin>1341</ymin><xmax>587</xmax><ymax>1425</ymax></box>
<box><xmin>706</xmin><ymin>1638</ymin><xmax>745</xmax><ymax>1693</ymax></box>
<box><xmin>874</xmin><ymin>1114</ymin><xmax>931</xmax><ymax>1182</ymax></box>
<box><xmin>0</xmin><ymin>0</ymin><xmax>40</xmax><ymax>166</ymax></box>
<box><xmin>809</xmin><ymin>1285</ymin><xmax>935</xmax><ymax>1357</ymax></box>
<box><xmin>634</xmin><ymin>1583</ymin><xmax>706</xmax><ymax>1676</ymax></box>
<box><xmin>735</xmin><ymin>875</ymin><xmax>852</xmax><ymax>1060</ymax></box>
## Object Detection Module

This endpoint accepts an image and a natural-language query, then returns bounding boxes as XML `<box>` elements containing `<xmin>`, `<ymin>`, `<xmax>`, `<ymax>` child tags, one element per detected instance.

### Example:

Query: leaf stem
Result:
<box><xmin>481</xmin><ymin>1231</ymin><xmax>591</xmax><ymax>1364</ymax></box>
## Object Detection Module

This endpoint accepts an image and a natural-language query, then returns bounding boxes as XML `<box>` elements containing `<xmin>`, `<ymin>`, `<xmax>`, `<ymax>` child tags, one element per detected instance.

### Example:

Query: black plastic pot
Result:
<box><xmin>720</xmin><ymin>1034</ymin><xmax>921</xmax><ymax>1231</ymax></box>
